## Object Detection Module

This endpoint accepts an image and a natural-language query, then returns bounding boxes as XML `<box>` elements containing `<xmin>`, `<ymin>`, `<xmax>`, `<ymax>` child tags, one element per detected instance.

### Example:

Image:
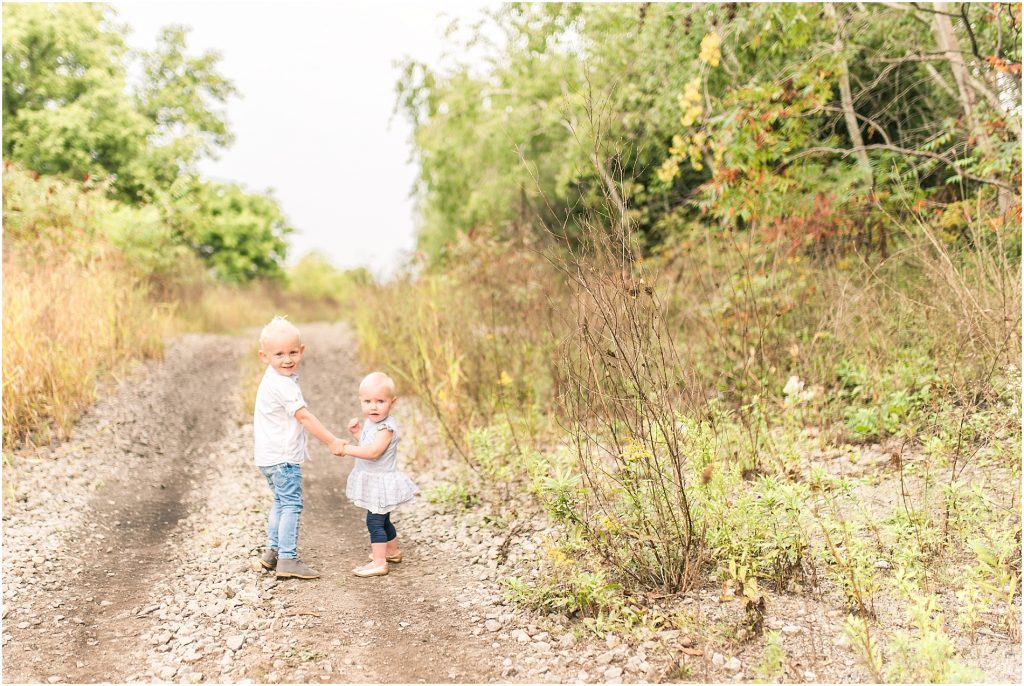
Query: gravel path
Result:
<box><xmin>1</xmin><ymin>323</ymin><xmax>631</xmax><ymax>683</ymax></box>
<box><xmin>5</xmin><ymin>322</ymin><xmax>1016</xmax><ymax>683</ymax></box>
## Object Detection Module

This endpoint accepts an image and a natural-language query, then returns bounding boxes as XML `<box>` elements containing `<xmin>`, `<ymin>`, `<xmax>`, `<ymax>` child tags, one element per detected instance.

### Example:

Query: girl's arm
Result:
<box><xmin>347</xmin><ymin>417</ymin><xmax>361</xmax><ymax>437</ymax></box>
<box><xmin>342</xmin><ymin>429</ymin><xmax>393</xmax><ymax>460</ymax></box>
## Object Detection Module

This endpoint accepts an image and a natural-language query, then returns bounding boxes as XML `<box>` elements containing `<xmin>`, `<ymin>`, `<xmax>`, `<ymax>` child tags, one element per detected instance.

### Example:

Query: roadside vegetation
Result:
<box><xmin>353</xmin><ymin>3</ymin><xmax>1022</xmax><ymax>680</ymax></box>
<box><xmin>2</xmin><ymin>5</ymin><xmax>360</xmax><ymax>448</ymax></box>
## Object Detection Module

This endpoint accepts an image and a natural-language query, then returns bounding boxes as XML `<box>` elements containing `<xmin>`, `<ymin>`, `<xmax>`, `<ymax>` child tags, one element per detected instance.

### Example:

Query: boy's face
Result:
<box><xmin>359</xmin><ymin>383</ymin><xmax>396</xmax><ymax>422</ymax></box>
<box><xmin>259</xmin><ymin>332</ymin><xmax>305</xmax><ymax>376</ymax></box>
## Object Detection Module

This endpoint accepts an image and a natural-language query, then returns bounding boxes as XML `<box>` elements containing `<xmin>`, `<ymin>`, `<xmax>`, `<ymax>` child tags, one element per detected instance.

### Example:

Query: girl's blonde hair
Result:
<box><xmin>360</xmin><ymin>371</ymin><xmax>396</xmax><ymax>396</ymax></box>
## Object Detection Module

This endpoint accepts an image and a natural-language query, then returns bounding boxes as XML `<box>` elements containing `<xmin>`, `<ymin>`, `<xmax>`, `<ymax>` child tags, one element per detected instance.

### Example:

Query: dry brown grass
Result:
<box><xmin>2</xmin><ymin>255</ymin><xmax>168</xmax><ymax>445</ymax></box>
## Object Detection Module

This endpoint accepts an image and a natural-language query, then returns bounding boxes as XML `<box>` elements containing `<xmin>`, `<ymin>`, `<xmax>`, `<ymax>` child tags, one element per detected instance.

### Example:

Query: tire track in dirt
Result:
<box><xmin>2</xmin><ymin>334</ymin><xmax>245</xmax><ymax>684</ymax></box>
<box><xmin>2</xmin><ymin>324</ymin><xmax>513</xmax><ymax>684</ymax></box>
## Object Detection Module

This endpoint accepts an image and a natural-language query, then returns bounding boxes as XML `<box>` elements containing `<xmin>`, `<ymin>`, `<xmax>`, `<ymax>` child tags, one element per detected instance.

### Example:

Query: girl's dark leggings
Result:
<box><xmin>366</xmin><ymin>511</ymin><xmax>397</xmax><ymax>543</ymax></box>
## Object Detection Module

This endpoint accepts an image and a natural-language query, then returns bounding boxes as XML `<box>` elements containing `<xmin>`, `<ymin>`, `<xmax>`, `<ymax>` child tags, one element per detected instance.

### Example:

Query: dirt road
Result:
<box><xmin>4</xmin><ymin>323</ymin><xmax>1019</xmax><ymax>684</ymax></box>
<box><xmin>1</xmin><ymin>323</ymin><xmax>516</xmax><ymax>683</ymax></box>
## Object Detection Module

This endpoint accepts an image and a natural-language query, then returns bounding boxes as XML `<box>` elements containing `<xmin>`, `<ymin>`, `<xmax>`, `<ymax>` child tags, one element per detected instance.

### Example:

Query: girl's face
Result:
<box><xmin>359</xmin><ymin>382</ymin><xmax>396</xmax><ymax>422</ymax></box>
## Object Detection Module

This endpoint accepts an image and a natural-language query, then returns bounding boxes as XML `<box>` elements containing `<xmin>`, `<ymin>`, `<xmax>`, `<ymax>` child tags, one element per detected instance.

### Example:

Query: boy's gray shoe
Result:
<box><xmin>276</xmin><ymin>558</ymin><xmax>320</xmax><ymax>579</ymax></box>
<box><xmin>259</xmin><ymin>549</ymin><xmax>278</xmax><ymax>570</ymax></box>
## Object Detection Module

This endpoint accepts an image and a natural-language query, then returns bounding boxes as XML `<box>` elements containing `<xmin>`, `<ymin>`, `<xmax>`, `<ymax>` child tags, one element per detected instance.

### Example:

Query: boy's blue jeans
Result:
<box><xmin>259</xmin><ymin>462</ymin><xmax>303</xmax><ymax>560</ymax></box>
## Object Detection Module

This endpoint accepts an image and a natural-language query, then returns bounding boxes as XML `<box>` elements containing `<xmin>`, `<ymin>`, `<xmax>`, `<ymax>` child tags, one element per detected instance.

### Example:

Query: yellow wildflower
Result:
<box><xmin>669</xmin><ymin>134</ymin><xmax>687</xmax><ymax>158</ymax></box>
<box><xmin>677</xmin><ymin>77</ymin><xmax>704</xmax><ymax>126</ymax></box>
<box><xmin>699</xmin><ymin>32</ymin><xmax>722</xmax><ymax>67</ymax></box>
<box><xmin>656</xmin><ymin>157</ymin><xmax>680</xmax><ymax>183</ymax></box>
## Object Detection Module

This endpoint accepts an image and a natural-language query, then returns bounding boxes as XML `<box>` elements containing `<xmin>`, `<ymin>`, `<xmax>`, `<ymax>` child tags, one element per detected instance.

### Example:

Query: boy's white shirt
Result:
<box><xmin>253</xmin><ymin>366</ymin><xmax>309</xmax><ymax>466</ymax></box>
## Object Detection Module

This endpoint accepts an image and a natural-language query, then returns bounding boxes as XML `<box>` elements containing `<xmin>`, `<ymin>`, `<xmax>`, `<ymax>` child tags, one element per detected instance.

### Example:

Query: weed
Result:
<box><xmin>665</xmin><ymin>657</ymin><xmax>693</xmax><ymax>680</ymax></box>
<box><xmin>423</xmin><ymin>482</ymin><xmax>478</xmax><ymax>510</ymax></box>
<box><xmin>883</xmin><ymin>595</ymin><xmax>984</xmax><ymax>683</ymax></box>
<box><xmin>755</xmin><ymin>630</ymin><xmax>786</xmax><ymax>682</ymax></box>
<box><xmin>280</xmin><ymin>646</ymin><xmax>327</xmax><ymax>663</ymax></box>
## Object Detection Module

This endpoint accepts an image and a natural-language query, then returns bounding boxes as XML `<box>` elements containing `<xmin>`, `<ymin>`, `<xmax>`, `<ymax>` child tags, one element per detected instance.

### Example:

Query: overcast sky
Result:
<box><xmin>112</xmin><ymin>0</ymin><xmax>497</xmax><ymax>278</ymax></box>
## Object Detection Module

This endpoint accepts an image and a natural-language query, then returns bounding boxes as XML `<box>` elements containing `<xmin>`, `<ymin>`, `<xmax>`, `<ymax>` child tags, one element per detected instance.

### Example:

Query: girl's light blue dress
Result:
<box><xmin>345</xmin><ymin>415</ymin><xmax>418</xmax><ymax>514</ymax></box>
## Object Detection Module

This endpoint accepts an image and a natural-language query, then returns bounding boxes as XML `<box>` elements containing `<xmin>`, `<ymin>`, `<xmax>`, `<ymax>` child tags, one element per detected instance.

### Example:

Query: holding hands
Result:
<box><xmin>327</xmin><ymin>419</ymin><xmax>363</xmax><ymax>457</ymax></box>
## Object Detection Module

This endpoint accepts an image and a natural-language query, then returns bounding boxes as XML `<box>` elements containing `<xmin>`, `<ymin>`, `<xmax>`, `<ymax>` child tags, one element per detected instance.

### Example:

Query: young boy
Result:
<box><xmin>253</xmin><ymin>316</ymin><xmax>346</xmax><ymax>579</ymax></box>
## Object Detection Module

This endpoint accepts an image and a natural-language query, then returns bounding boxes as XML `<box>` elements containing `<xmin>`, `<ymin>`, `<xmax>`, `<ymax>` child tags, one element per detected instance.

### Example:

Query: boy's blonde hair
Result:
<box><xmin>259</xmin><ymin>316</ymin><xmax>301</xmax><ymax>348</ymax></box>
<box><xmin>360</xmin><ymin>371</ymin><xmax>396</xmax><ymax>396</ymax></box>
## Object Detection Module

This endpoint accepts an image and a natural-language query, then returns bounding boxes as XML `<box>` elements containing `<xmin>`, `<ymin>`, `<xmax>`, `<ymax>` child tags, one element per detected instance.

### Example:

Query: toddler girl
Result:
<box><xmin>336</xmin><ymin>371</ymin><xmax>418</xmax><ymax>577</ymax></box>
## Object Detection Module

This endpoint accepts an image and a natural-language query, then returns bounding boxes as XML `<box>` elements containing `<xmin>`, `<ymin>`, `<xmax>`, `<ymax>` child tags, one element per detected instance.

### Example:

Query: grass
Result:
<box><xmin>2</xmin><ymin>165</ymin><xmax>350</xmax><ymax>497</ymax></box>
<box><xmin>2</xmin><ymin>254</ymin><xmax>168</xmax><ymax>445</ymax></box>
<box><xmin>344</xmin><ymin>212</ymin><xmax>1021</xmax><ymax>679</ymax></box>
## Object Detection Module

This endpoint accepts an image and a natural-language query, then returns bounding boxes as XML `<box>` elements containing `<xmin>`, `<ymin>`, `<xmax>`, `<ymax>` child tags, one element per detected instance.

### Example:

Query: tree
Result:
<box><xmin>2</xmin><ymin>3</ymin><xmax>151</xmax><ymax>194</ymax></box>
<box><xmin>168</xmin><ymin>179</ymin><xmax>292</xmax><ymax>284</ymax></box>
<box><xmin>3</xmin><ymin>4</ymin><xmax>237</xmax><ymax>203</ymax></box>
<box><xmin>134</xmin><ymin>25</ymin><xmax>238</xmax><ymax>195</ymax></box>
<box><xmin>397</xmin><ymin>3</ymin><xmax>1021</xmax><ymax>262</ymax></box>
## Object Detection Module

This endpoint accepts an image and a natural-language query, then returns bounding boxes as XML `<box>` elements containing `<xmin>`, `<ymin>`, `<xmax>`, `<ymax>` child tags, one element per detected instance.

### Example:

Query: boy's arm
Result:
<box><xmin>341</xmin><ymin>429</ymin><xmax>392</xmax><ymax>460</ymax></box>
<box><xmin>294</xmin><ymin>407</ymin><xmax>345</xmax><ymax>449</ymax></box>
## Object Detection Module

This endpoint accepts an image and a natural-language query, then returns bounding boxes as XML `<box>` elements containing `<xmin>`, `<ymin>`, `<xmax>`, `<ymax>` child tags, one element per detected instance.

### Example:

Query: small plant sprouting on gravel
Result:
<box><xmin>755</xmin><ymin>630</ymin><xmax>786</xmax><ymax>682</ymax></box>
<box><xmin>958</xmin><ymin>525</ymin><xmax>1022</xmax><ymax>638</ymax></box>
<box><xmin>423</xmin><ymin>482</ymin><xmax>478</xmax><ymax>510</ymax></box>
<box><xmin>501</xmin><ymin>567</ymin><xmax>645</xmax><ymax>636</ymax></box>
<box><xmin>883</xmin><ymin>595</ymin><xmax>984</xmax><ymax>683</ymax></box>
<box><xmin>281</xmin><ymin>646</ymin><xmax>327</xmax><ymax>663</ymax></box>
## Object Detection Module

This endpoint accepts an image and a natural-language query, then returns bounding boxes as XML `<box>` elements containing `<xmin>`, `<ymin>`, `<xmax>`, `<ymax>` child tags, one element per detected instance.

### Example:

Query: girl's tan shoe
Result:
<box><xmin>352</xmin><ymin>562</ymin><xmax>389</xmax><ymax>578</ymax></box>
<box><xmin>367</xmin><ymin>551</ymin><xmax>403</xmax><ymax>564</ymax></box>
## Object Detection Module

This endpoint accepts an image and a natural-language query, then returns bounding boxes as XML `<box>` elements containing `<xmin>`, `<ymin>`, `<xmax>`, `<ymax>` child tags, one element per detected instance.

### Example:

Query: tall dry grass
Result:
<box><xmin>2</xmin><ymin>255</ymin><xmax>168</xmax><ymax>445</ymax></box>
<box><xmin>2</xmin><ymin>167</ymin><xmax>171</xmax><ymax>446</ymax></box>
<box><xmin>352</xmin><ymin>230</ymin><xmax>564</xmax><ymax>469</ymax></box>
<box><xmin>2</xmin><ymin>165</ymin><xmax>349</xmax><ymax>448</ymax></box>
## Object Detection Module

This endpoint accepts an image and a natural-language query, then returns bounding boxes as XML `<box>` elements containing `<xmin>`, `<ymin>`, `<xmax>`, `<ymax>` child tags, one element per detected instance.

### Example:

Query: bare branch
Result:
<box><xmin>874</xmin><ymin>51</ymin><xmax>973</xmax><ymax>64</ymax></box>
<box><xmin>818</xmin><ymin>106</ymin><xmax>894</xmax><ymax>145</ymax></box>
<box><xmin>959</xmin><ymin>3</ymin><xmax>984</xmax><ymax>63</ymax></box>
<box><xmin>792</xmin><ymin>144</ymin><xmax>1018</xmax><ymax>191</ymax></box>
<box><xmin>909</xmin><ymin>2</ymin><xmax>966</xmax><ymax>18</ymax></box>
<box><xmin>923</xmin><ymin>62</ymin><xmax>959</xmax><ymax>100</ymax></box>
<box><xmin>825</xmin><ymin>2</ymin><xmax>872</xmax><ymax>181</ymax></box>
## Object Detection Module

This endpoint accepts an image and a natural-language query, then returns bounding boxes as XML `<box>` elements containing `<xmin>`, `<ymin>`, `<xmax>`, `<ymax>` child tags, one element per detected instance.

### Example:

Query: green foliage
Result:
<box><xmin>423</xmin><ymin>481</ymin><xmax>478</xmax><ymax>510</ymax></box>
<box><xmin>280</xmin><ymin>646</ymin><xmax>327</xmax><ymax>663</ymax></box>
<box><xmin>168</xmin><ymin>180</ymin><xmax>292</xmax><ymax>284</ymax></box>
<box><xmin>398</xmin><ymin>4</ymin><xmax>1020</xmax><ymax>262</ymax></box>
<box><xmin>104</xmin><ymin>203</ymin><xmax>202</xmax><ymax>284</ymax></box>
<box><xmin>955</xmin><ymin>512</ymin><xmax>1022</xmax><ymax>637</ymax></box>
<box><xmin>839</xmin><ymin>356</ymin><xmax>939</xmax><ymax>440</ymax></box>
<box><xmin>502</xmin><ymin>567</ymin><xmax>641</xmax><ymax>632</ymax></box>
<box><xmin>755</xmin><ymin>630</ymin><xmax>786</xmax><ymax>682</ymax></box>
<box><xmin>134</xmin><ymin>24</ymin><xmax>237</xmax><ymax>186</ymax></box>
<box><xmin>3</xmin><ymin>5</ymin><xmax>292</xmax><ymax>282</ymax></box>
<box><xmin>883</xmin><ymin>595</ymin><xmax>984</xmax><ymax>683</ymax></box>
<box><xmin>286</xmin><ymin>251</ymin><xmax>371</xmax><ymax>303</ymax></box>
<box><xmin>3</xmin><ymin>4</ymin><xmax>236</xmax><ymax>203</ymax></box>
<box><xmin>699</xmin><ymin>470</ymin><xmax>811</xmax><ymax>588</ymax></box>
<box><xmin>466</xmin><ymin>422</ymin><xmax>522</xmax><ymax>480</ymax></box>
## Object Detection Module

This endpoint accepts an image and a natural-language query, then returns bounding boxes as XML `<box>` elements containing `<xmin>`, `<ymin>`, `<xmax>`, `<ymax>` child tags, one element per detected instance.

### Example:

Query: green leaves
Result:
<box><xmin>400</xmin><ymin>2</ymin><xmax>1020</xmax><ymax>263</ymax></box>
<box><xmin>3</xmin><ymin>5</ymin><xmax>236</xmax><ymax>203</ymax></box>
<box><xmin>169</xmin><ymin>180</ymin><xmax>292</xmax><ymax>284</ymax></box>
<box><xmin>3</xmin><ymin>5</ymin><xmax>292</xmax><ymax>283</ymax></box>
